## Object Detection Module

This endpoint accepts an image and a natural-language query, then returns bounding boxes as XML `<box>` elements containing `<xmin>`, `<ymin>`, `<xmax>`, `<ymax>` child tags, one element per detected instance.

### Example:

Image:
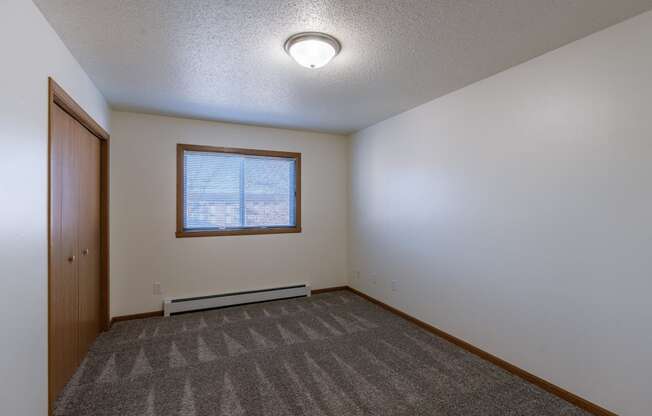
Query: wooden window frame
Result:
<box><xmin>176</xmin><ymin>143</ymin><xmax>302</xmax><ymax>237</ymax></box>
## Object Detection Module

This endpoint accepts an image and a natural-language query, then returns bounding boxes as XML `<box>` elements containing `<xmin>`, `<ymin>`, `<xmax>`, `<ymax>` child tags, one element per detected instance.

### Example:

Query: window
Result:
<box><xmin>176</xmin><ymin>144</ymin><xmax>301</xmax><ymax>237</ymax></box>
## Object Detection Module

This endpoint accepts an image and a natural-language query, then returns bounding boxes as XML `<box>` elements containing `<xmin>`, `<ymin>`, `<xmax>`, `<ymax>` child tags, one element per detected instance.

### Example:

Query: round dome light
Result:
<box><xmin>284</xmin><ymin>32</ymin><xmax>341</xmax><ymax>69</ymax></box>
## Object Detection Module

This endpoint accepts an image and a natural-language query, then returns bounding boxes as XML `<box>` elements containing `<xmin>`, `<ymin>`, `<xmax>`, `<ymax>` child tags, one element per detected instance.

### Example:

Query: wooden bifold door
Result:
<box><xmin>49</xmin><ymin>79</ymin><xmax>109</xmax><ymax>410</ymax></box>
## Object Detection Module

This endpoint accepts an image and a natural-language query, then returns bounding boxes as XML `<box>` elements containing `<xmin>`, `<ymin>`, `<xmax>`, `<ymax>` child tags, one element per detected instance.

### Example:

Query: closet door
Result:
<box><xmin>49</xmin><ymin>80</ymin><xmax>108</xmax><ymax>410</ymax></box>
<box><xmin>77</xmin><ymin>126</ymin><xmax>102</xmax><ymax>357</ymax></box>
<box><xmin>50</xmin><ymin>105</ymin><xmax>81</xmax><ymax>398</ymax></box>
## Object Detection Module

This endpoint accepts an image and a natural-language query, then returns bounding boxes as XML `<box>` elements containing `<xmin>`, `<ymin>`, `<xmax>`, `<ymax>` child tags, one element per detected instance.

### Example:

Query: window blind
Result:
<box><xmin>183</xmin><ymin>150</ymin><xmax>296</xmax><ymax>230</ymax></box>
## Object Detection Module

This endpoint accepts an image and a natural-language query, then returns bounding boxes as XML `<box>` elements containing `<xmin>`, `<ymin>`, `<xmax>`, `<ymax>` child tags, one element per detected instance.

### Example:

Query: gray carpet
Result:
<box><xmin>55</xmin><ymin>291</ymin><xmax>589</xmax><ymax>415</ymax></box>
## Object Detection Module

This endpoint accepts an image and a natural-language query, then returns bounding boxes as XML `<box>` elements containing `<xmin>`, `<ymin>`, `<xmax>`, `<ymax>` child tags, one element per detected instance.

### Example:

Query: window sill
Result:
<box><xmin>175</xmin><ymin>226</ymin><xmax>302</xmax><ymax>238</ymax></box>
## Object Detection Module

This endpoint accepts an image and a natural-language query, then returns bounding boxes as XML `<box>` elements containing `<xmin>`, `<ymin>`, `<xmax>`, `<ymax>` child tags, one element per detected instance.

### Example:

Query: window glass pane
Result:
<box><xmin>183</xmin><ymin>149</ymin><xmax>297</xmax><ymax>231</ymax></box>
<box><xmin>184</xmin><ymin>151</ymin><xmax>243</xmax><ymax>229</ymax></box>
<box><xmin>244</xmin><ymin>157</ymin><xmax>295</xmax><ymax>227</ymax></box>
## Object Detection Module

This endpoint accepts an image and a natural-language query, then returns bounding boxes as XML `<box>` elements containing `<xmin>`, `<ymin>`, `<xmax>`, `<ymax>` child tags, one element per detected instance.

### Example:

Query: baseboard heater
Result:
<box><xmin>163</xmin><ymin>284</ymin><xmax>311</xmax><ymax>317</ymax></box>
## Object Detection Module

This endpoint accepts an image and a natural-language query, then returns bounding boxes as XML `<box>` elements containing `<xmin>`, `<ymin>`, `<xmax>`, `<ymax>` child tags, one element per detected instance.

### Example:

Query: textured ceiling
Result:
<box><xmin>35</xmin><ymin>0</ymin><xmax>652</xmax><ymax>134</ymax></box>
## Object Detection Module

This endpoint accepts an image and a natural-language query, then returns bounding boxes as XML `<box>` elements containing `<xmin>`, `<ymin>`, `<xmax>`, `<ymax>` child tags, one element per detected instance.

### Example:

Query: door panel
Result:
<box><xmin>78</xmin><ymin>126</ymin><xmax>102</xmax><ymax>357</ymax></box>
<box><xmin>50</xmin><ymin>105</ymin><xmax>80</xmax><ymax>398</ymax></box>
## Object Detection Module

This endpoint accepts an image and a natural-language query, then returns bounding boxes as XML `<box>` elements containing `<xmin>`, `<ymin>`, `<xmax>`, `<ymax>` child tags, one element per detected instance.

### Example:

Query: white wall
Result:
<box><xmin>349</xmin><ymin>10</ymin><xmax>652</xmax><ymax>416</ymax></box>
<box><xmin>0</xmin><ymin>1</ymin><xmax>110</xmax><ymax>415</ymax></box>
<box><xmin>110</xmin><ymin>112</ymin><xmax>348</xmax><ymax>316</ymax></box>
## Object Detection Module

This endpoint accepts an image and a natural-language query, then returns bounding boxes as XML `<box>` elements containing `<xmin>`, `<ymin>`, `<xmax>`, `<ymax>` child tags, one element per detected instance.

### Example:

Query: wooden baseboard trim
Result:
<box><xmin>345</xmin><ymin>286</ymin><xmax>616</xmax><ymax>416</ymax></box>
<box><xmin>110</xmin><ymin>310</ymin><xmax>163</xmax><ymax>326</ymax></box>
<box><xmin>312</xmin><ymin>285</ymin><xmax>348</xmax><ymax>294</ymax></box>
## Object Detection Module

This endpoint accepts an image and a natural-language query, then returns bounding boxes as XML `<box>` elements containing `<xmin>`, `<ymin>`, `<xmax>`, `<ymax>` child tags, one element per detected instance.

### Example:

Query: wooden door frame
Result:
<box><xmin>47</xmin><ymin>77</ymin><xmax>110</xmax><ymax>411</ymax></box>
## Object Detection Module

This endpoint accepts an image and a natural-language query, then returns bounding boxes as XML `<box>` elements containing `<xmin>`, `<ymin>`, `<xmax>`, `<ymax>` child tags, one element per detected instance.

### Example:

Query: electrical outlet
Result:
<box><xmin>391</xmin><ymin>280</ymin><xmax>398</xmax><ymax>292</ymax></box>
<box><xmin>371</xmin><ymin>274</ymin><xmax>378</xmax><ymax>285</ymax></box>
<box><xmin>353</xmin><ymin>270</ymin><xmax>360</xmax><ymax>280</ymax></box>
<box><xmin>153</xmin><ymin>282</ymin><xmax>162</xmax><ymax>295</ymax></box>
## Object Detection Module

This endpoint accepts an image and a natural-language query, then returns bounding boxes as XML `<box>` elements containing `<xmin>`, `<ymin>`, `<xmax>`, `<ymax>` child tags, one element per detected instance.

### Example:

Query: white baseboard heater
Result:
<box><xmin>163</xmin><ymin>284</ymin><xmax>311</xmax><ymax>317</ymax></box>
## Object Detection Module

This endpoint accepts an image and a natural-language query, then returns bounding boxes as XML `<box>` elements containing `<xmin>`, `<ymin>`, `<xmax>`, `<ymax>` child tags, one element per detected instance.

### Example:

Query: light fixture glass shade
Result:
<box><xmin>285</xmin><ymin>32</ymin><xmax>341</xmax><ymax>69</ymax></box>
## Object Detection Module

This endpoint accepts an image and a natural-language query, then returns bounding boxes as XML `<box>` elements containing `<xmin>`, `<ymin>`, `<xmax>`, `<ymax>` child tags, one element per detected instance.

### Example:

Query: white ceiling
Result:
<box><xmin>35</xmin><ymin>0</ymin><xmax>652</xmax><ymax>134</ymax></box>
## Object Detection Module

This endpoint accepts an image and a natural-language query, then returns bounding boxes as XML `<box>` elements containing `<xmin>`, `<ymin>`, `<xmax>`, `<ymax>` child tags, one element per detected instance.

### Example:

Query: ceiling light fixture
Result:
<box><xmin>284</xmin><ymin>32</ymin><xmax>341</xmax><ymax>69</ymax></box>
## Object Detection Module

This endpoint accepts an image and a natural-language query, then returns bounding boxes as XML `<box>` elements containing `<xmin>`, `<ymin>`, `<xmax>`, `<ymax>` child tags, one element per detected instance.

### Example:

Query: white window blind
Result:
<box><xmin>183</xmin><ymin>150</ymin><xmax>296</xmax><ymax>230</ymax></box>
